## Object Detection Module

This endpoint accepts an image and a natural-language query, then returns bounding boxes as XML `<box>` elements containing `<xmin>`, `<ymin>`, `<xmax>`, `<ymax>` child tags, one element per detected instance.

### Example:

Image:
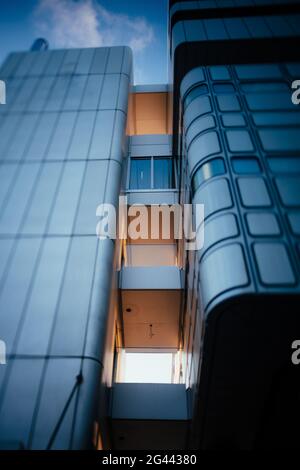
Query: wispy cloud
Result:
<box><xmin>33</xmin><ymin>0</ymin><xmax>154</xmax><ymax>54</ymax></box>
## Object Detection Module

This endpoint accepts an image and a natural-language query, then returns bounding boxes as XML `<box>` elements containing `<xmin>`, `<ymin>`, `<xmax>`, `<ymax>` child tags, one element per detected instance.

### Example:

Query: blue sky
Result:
<box><xmin>0</xmin><ymin>0</ymin><xmax>168</xmax><ymax>84</ymax></box>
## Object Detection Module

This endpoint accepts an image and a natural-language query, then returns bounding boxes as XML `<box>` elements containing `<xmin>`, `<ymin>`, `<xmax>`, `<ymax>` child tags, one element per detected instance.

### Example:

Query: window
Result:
<box><xmin>129</xmin><ymin>158</ymin><xmax>151</xmax><ymax>189</ymax></box>
<box><xmin>154</xmin><ymin>158</ymin><xmax>174</xmax><ymax>189</ymax></box>
<box><xmin>117</xmin><ymin>351</ymin><xmax>181</xmax><ymax>384</ymax></box>
<box><xmin>192</xmin><ymin>158</ymin><xmax>225</xmax><ymax>193</ymax></box>
<box><xmin>232</xmin><ymin>157</ymin><xmax>261</xmax><ymax>174</ymax></box>
<box><xmin>268</xmin><ymin>157</ymin><xmax>300</xmax><ymax>173</ymax></box>
<box><xmin>183</xmin><ymin>84</ymin><xmax>208</xmax><ymax>110</ymax></box>
<box><xmin>129</xmin><ymin>157</ymin><xmax>175</xmax><ymax>190</ymax></box>
<box><xmin>213</xmin><ymin>83</ymin><xmax>235</xmax><ymax>93</ymax></box>
<box><xmin>241</xmin><ymin>82</ymin><xmax>289</xmax><ymax>93</ymax></box>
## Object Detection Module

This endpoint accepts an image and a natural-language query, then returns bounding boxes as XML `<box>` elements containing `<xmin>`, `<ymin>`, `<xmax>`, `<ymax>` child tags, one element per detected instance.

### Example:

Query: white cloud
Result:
<box><xmin>33</xmin><ymin>0</ymin><xmax>154</xmax><ymax>53</ymax></box>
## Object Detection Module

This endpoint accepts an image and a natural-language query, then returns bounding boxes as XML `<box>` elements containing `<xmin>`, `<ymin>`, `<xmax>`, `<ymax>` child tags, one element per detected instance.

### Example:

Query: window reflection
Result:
<box><xmin>154</xmin><ymin>158</ymin><xmax>174</xmax><ymax>189</ymax></box>
<box><xmin>192</xmin><ymin>158</ymin><xmax>225</xmax><ymax>193</ymax></box>
<box><xmin>241</xmin><ymin>82</ymin><xmax>289</xmax><ymax>93</ymax></box>
<box><xmin>268</xmin><ymin>157</ymin><xmax>300</xmax><ymax>173</ymax></box>
<box><xmin>184</xmin><ymin>84</ymin><xmax>208</xmax><ymax>109</ymax></box>
<box><xmin>232</xmin><ymin>157</ymin><xmax>261</xmax><ymax>174</ymax></box>
<box><xmin>129</xmin><ymin>157</ymin><xmax>174</xmax><ymax>190</ymax></box>
<box><xmin>129</xmin><ymin>158</ymin><xmax>151</xmax><ymax>189</ymax></box>
<box><xmin>213</xmin><ymin>83</ymin><xmax>236</xmax><ymax>93</ymax></box>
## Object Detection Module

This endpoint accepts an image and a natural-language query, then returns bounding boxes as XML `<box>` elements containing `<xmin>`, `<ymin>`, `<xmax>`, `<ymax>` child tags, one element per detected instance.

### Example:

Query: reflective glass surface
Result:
<box><xmin>268</xmin><ymin>157</ymin><xmax>300</xmax><ymax>173</ymax></box>
<box><xmin>129</xmin><ymin>158</ymin><xmax>151</xmax><ymax>189</ymax></box>
<box><xmin>184</xmin><ymin>84</ymin><xmax>208</xmax><ymax>109</ymax></box>
<box><xmin>192</xmin><ymin>158</ymin><xmax>225</xmax><ymax>193</ymax></box>
<box><xmin>232</xmin><ymin>157</ymin><xmax>261</xmax><ymax>174</ymax></box>
<box><xmin>154</xmin><ymin>158</ymin><xmax>174</xmax><ymax>189</ymax></box>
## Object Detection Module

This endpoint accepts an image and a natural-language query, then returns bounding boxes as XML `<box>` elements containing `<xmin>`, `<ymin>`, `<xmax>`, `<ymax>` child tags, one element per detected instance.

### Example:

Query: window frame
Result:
<box><xmin>127</xmin><ymin>156</ymin><xmax>176</xmax><ymax>191</ymax></box>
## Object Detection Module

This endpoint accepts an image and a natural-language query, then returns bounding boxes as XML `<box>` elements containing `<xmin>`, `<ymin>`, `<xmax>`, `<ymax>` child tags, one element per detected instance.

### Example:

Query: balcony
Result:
<box><xmin>124</xmin><ymin>243</ymin><xmax>177</xmax><ymax>267</ymax></box>
<box><xmin>111</xmin><ymin>383</ymin><xmax>188</xmax><ymax>450</ymax></box>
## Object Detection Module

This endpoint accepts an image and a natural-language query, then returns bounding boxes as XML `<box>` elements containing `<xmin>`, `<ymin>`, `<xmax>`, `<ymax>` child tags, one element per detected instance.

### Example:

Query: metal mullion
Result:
<box><xmin>151</xmin><ymin>156</ymin><xmax>154</xmax><ymax>189</ymax></box>
<box><xmin>126</xmin><ymin>155</ymin><xmax>131</xmax><ymax>190</ymax></box>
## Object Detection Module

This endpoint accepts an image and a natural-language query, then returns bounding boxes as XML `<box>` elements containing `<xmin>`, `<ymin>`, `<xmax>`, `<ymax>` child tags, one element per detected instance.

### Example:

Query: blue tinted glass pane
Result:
<box><xmin>232</xmin><ymin>158</ymin><xmax>261</xmax><ymax>174</ymax></box>
<box><xmin>209</xmin><ymin>66</ymin><xmax>231</xmax><ymax>81</ymax></box>
<box><xmin>192</xmin><ymin>158</ymin><xmax>225</xmax><ymax>193</ymax></box>
<box><xmin>241</xmin><ymin>82</ymin><xmax>289</xmax><ymax>93</ymax></box>
<box><xmin>184</xmin><ymin>84</ymin><xmax>208</xmax><ymax>109</ymax></box>
<box><xmin>154</xmin><ymin>158</ymin><xmax>174</xmax><ymax>189</ymax></box>
<box><xmin>268</xmin><ymin>157</ymin><xmax>300</xmax><ymax>173</ymax></box>
<box><xmin>129</xmin><ymin>158</ymin><xmax>151</xmax><ymax>189</ymax></box>
<box><xmin>222</xmin><ymin>114</ymin><xmax>246</xmax><ymax>127</ymax></box>
<box><xmin>213</xmin><ymin>83</ymin><xmax>235</xmax><ymax>93</ymax></box>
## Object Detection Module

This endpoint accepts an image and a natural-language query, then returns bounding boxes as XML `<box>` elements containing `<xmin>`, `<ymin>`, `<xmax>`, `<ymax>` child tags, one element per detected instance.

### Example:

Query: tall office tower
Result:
<box><xmin>170</xmin><ymin>0</ymin><xmax>300</xmax><ymax>450</ymax></box>
<box><xmin>0</xmin><ymin>0</ymin><xmax>300</xmax><ymax>451</ymax></box>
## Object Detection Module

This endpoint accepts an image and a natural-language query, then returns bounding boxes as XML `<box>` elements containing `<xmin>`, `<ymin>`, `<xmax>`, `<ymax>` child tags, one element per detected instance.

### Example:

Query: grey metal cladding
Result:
<box><xmin>14</xmin><ymin>236</ymin><xmax>71</xmax><ymax>356</ymax></box>
<box><xmin>67</xmin><ymin>111</ymin><xmax>97</xmax><ymax>159</ymax></box>
<box><xmin>83</xmin><ymin>239</ymin><xmax>116</xmax><ymax>360</ymax></box>
<box><xmin>0</xmin><ymin>357</ymin><xmax>101</xmax><ymax>449</ymax></box>
<box><xmin>0</xmin><ymin>163</ymin><xmax>41</xmax><ymax>234</ymax></box>
<box><xmin>46</xmin><ymin>238</ymin><xmax>98</xmax><ymax>355</ymax></box>
<box><xmin>0</xmin><ymin>358</ymin><xmax>46</xmax><ymax>448</ymax></box>
<box><xmin>29</xmin><ymin>358</ymin><xmax>81</xmax><ymax>449</ymax></box>
<box><xmin>27</xmin><ymin>76</ymin><xmax>56</xmax><ymax>112</ymax></box>
<box><xmin>0</xmin><ymin>53</ymin><xmax>23</xmax><ymax>78</ymax></box>
<box><xmin>47</xmin><ymin>160</ymin><xmax>86</xmax><ymax>235</ymax></box>
<box><xmin>89</xmin><ymin>110</ymin><xmax>127</xmax><ymax>161</ymax></box>
<box><xmin>0</xmin><ymin>238</ymin><xmax>42</xmax><ymax>352</ymax></box>
<box><xmin>74</xmin><ymin>160</ymin><xmax>122</xmax><ymax>235</ymax></box>
<box><xmin>112</xmin><ymin>383</ymin><xmax>188</xmax><ymax>421</ymax></box>
<box><xmin>5</xmin><ymin>114</ymin><xmax>40</xmax><ymax>160</ymax></box>
<box><xmin>181</xmin><ymin>63</ymin><xmax>300</xmax><ymax>313</ymax></box>
<box><xmin>69</xmin><ymin>358</ymin><xmax>103</xmax><ymax>450</ymax></box>
<box><xmin>130</xmin><ymin>135</ymin><xmax>172</xmax><ymax>157</ymax></box>
<box><xmin>0</xmin><ymin>46</ymin><xmax>132</xmax><ymax>449</ymax></box>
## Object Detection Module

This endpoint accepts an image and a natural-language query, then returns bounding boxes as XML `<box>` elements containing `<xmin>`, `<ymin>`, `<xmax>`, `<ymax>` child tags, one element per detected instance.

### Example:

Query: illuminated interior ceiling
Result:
<box><xmin>121</xmin><ymin>290</ymin><xmax>181</xmax><ymax>349</ymax></box>
<box><xmin>126</xmin><ymin>92</ymin><xmax>171</xmax><ymax>135</ymax></box>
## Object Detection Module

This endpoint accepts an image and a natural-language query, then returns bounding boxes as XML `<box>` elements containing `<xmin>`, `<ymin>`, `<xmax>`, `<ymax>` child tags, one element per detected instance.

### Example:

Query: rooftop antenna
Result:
<box><xmin>30</xmin><ymin>38</ymin><xmax>49</xmax><ymax>51</ymax></box>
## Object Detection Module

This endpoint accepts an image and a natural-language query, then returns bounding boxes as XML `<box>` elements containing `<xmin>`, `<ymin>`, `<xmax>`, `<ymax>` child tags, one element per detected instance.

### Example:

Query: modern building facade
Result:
<box><xmin>0</xmin><ymin>0</ymin><xmax>300</xmax><ymax>450</ymax></box>
<box><xmin>170</xmin><ymin>0</ymin><xmax>300</xmax><ymax>450</ymax></box>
